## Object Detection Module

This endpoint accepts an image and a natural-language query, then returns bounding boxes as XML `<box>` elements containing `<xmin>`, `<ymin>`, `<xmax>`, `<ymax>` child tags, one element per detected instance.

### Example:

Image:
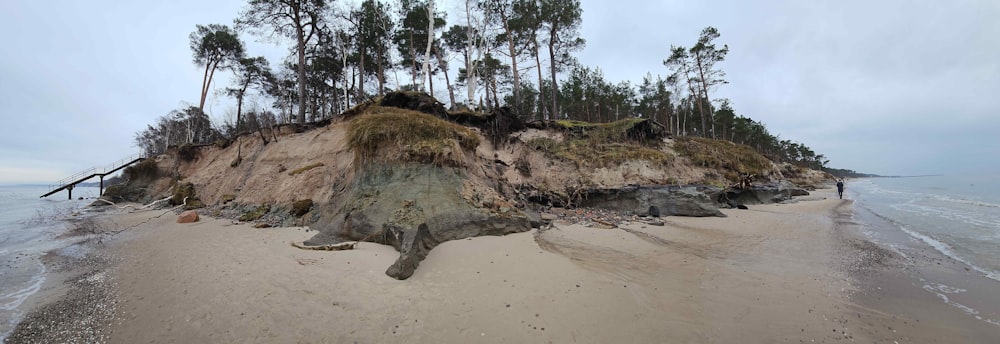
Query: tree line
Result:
<box><xmin>135</xmin><ymin>0</ymin><xmax>829</xmax><ymax>171</ymax></box>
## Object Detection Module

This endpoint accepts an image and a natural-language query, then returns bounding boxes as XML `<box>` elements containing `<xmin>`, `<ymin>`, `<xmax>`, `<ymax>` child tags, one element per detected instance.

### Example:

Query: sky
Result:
<box><xmin>1</xmin><ymin>0</ymin><xmax>998</xmax><ymax>184</ymax></box>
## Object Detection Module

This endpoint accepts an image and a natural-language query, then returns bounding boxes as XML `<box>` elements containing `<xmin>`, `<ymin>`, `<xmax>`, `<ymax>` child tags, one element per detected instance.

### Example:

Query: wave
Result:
<box><xmin>933</xmin><ymin>194</ymin><xmax>1000</xmax><ymax>209</ymax></box>
<box><xmin>0</xmin><ymin>262</ymin><xmax>46</xmax><ymax>311</ymax></box>
<box><xmin>896</xmin><ymin>224</ymin><xmax>1000</xmax><ymax>283</ymax></box>
<box><xmin>921</xmin><ymin>280</ymin><xmax>1000</xmax><ymax>327</ymax></box>
<box><xmin>889</xmin><ymin>205</ymin><xmax>1000</xmax><ymax>234</ymax></box>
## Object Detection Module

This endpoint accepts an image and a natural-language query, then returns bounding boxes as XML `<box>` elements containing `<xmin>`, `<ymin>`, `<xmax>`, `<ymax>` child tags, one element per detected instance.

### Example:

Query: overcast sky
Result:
<box><xmin>2</xmin><ymin>0</ymin><xmax>997</xmax><ymax>184</ymax></box>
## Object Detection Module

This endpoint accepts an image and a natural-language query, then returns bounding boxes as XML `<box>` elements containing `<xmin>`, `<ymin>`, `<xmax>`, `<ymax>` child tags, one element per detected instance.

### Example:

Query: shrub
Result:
<box><xmin>123</xmin><ymin>159</ymin><xmax>159</xmax><ymax>182</ymax></box>
<box><xmin>290</xmin><ymin>199</ymin><xmax>313</xmax><ymax>217</ymax></box>
<box><xmin>674</xmin><ymin>137</ymin><xmax>772</xmax><ymax>181</ymax></box>
<box><xmin>239</xmin><ymin>204</ymin><xmax>271</xmax><ymax>222</ymax></box>
<box><xmin>526</xmin><ymin>138</ymin><xmax>674</xmax><ymax>168</ymax></box>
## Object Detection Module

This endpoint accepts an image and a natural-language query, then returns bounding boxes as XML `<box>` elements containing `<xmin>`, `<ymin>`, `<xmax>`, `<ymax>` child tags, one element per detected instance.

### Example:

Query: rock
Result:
<box><xmin>254</xmin><ymin>223</ymin><xmax>271</xmax><ymax>228</ymax></box>
<box><xmin>305</xmin><ymin>165</ymin><xmax>531</xmax><ymax>280</ymax></box>
<box><xmin>177</xmin><ymin>210</ymin><xmax>199</xmax><ymax>223</ymax></box>
<box><xmin>648</xmin><ymin>206</ymin><xmax>660</xmax><ymax>218</ymax></box>
<box><xmin>721</xmin><ymin>181</ymin><xmax>809</xmax><ymax>205</ymax></box>
<box><xmin>577</xmin><ymin>185</ymin><xmax>725</xmax><ymax>217</ymax></box>
<box><xmin>525</xmin><ymin>212</ymin><xmax>545</xmax><ymax>229</ymax></box>
<box><xmin>540</xmin><ymin>213</ymin><xmax>559</xmax><ymax>221</ymax></box>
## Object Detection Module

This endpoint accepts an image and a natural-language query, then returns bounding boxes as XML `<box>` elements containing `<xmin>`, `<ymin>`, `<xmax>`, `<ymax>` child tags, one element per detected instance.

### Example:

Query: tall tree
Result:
<box><xmin>190</xmin><ymin>24</ymin><xmax>245</xmax><ymax>112</ymax></box>
<box><xmin>442</xmin><ymin>24</ymin><xmax>479</xmax><ymax>108</ymax></box>
<box><xmin>481</xmin><ymin>0</ymin><xmax>532</xmax><ymax>115</ymax></box>
<box><xmin>237</xmin><ymin>0</ymin><xmax>328</xmax><ymax>124</ymax></box>
<box><xmin>227</xmin><ymin>56</ymin><xmax>274</xmax><ymax>162</ymax></box>
<box><xmin>664</xmin><ymin>46</ymin><xmax>707</xmax><ymax>137</ymax></box>
<box><xmin>539</xmin><ymin>0</ymin><xmax>585</xmax><ymax>119</ymax></box>
<box><xmin>422</xmin><ymin>0</ymin><xmax>436</xmax><ymax>92</ymax></box>
<box><xmin>227</xmin><ymin>57</ymin><xmax>274</xmax><ymax>138</ymax></box>
<box><xmin>462</xmin><ymin>0</ymin><xmax>486</xmax><ymax>108</ymax></box>
<box><xmin>353</xmin><ymin>0</ymin><xmax>395</xmax><ymax>96</ymax></box>
<box><xmin>393</xmin><ymin>0</ymin><xmax>444</xmax><ymax>91</ymax></box>
<box><xmin>689</xmin><ymin>26</ymin><xmax>728</xmax><ymax>138</ymax></box>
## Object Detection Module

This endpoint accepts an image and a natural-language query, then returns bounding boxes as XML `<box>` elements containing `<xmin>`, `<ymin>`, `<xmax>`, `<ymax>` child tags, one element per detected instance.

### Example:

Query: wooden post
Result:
<box><xmin>100</xmin><ymin>175</ymin><xmax>105</xmax><ymax>196</ymax></box>
<box><xmin>67</xmin><ymin>184</ymin><xmax>73</xmax><ymax>200</ymax></box>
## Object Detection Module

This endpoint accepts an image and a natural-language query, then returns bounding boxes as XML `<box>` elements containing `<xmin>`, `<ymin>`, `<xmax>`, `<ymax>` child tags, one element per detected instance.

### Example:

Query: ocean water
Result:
<box><xmin>0</xmin><ymin>185</ymin><xmax>100</xmax><ymax>340</ymax></box>
<box><xmin>847</xmin><ymin>174</ymin><xmax>1000</xmax><ymax>325</ymax></box>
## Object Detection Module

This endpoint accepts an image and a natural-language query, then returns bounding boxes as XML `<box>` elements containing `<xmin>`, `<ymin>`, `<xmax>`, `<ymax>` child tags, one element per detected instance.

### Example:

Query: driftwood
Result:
<box><xmin>593</xmin><ymin>219</ymin><xmax>617</xmax><ymax>228</ymax></box>
<box><xmin>95</xmin><ymin>196</ymin><xmax>172</xmax><ymax>212</ymax></box>
<box><xmin>291</xmin><ymin>241</ymin><xmax>357</xmax><ymax>251</ymax></box>
<box><xmin>289</xmin><ymin>225</ymin><xmax>383</xmax><ymax>252</ymax></box>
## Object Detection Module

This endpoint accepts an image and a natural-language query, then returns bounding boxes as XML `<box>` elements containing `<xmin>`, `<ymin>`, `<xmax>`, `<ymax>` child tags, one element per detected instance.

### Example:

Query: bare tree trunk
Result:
<box><xmin>296</xmin><ymin>24</ymin><xmax>307</xmax><ymax>124</ymax></box>
<box><xmin>533</xmin><ymin>38</ymin><xmax>546</xmax><ymax>120</ymax></box>
<box><xmin>547</xmin><ymin>30</ymin><xmax>559</xmax><ymax>119</ymax></box>
<box><xmin>500</xmin><ymin>10</ymin><xmax>519</xmax><ymax>112</ymax></box>
<box><xmin>423</xmin><ymin>0</ymin><xmax>435</xmax><ymax>92</ymax></box>
<box><xmin>199</xmin><ymin>62</ymin><xmax>213</xmax><ymax>111</ymax></box>
<box><xmin>694</xmin><ymin>56</ymin><xmax>714</xmax><ymax>138</ymax></box>
<box><xmin>377</xmin><ymin>48</ymin><xmax>386</xmax><ymax>95</ymax></box>
<box><xmin>409</xmin><ymin>30</ymin><xmax>418</xmax><ymax>88</ymax></box>
<box><xmin>464</xmin><ymin>0</ymin><xmax>478</xmax><ymax>108</ymax></box>
<box><xmin>436</xmin><ymin>48</ymin><xmax>456</xmax><ymax>109</ymax></box>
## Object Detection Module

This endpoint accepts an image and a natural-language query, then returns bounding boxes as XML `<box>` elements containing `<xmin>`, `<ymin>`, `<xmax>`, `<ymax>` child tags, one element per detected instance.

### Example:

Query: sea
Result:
<box><xmin>0</xmin><ymin>184</ymin><xmax>101</xmax><ymax>340</ymax></box>
<box><xmin>847</xmin><ymin>173</ymin><xmax>1000</xmax><ymax>327</ymax></box>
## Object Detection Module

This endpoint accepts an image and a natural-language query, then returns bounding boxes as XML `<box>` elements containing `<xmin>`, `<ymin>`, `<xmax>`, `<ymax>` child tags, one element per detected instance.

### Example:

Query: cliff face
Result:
<box><xmin>122</xmin><ymin>92</ymin><xmax>833</xmax><ymax>279</ymax></box>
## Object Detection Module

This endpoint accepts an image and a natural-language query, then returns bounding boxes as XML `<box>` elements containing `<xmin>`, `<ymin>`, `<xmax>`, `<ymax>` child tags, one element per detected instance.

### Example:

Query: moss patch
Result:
<box><xmin>288</xmin><ymin>163</ymin><xmax>325</xmax><ymax>176</ymax></box>
<box><xmin>290</xmin><ymin>199</ymin><xmax>313</xmax><ymax>217</ymax></box>
<box><xmin>674</xmin><ymin>137</ymin><xmax>773</xmax><ymax>181</ymax></box>
<box><xmin>239</xmin><ymin>204</ymin><xmax>271</xmax><ymax>222</ymax></box>
<box><xmin>348</xmin><ymin>106</ymin><xmax>479</xmax><ymax>167</ymax></box>
<box><xmin>171</xmin><ymin>182</ymin><xmax>204</xmax><ymax>209</ymax></box>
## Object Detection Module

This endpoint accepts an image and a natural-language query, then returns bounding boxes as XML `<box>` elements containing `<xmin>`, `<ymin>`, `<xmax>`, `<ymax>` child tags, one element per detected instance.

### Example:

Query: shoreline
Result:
<box><xmin>6</xmin><ymin>188</ymin><xmax>998</xmax><ymax>342</ymax></box>
<box><xmin>840</xmin><ymin>195</ymin><xmax>1000</xmax><ymax>342</ymax></box>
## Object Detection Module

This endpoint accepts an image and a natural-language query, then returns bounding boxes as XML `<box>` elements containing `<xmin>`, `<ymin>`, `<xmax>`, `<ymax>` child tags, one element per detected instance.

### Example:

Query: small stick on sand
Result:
<box><xmin>290</xmin><ymin>241</ymin><xmax>357</xmax><ymax>251</ymax></box>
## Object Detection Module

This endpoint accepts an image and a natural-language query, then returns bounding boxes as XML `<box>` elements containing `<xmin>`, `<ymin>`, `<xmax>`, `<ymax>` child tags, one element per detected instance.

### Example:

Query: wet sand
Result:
<box><xmin>8</xmin><ymin>188</ymin><xmax>999</xmax><ymax>343</ymax></box>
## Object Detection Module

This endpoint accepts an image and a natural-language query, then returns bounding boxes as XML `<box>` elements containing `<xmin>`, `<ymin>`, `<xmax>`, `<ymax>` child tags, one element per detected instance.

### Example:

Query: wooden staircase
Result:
<box><xmin>40</xmin><ymin>153</ymin><xmax>147</xmax><ymax>199</ymax></box>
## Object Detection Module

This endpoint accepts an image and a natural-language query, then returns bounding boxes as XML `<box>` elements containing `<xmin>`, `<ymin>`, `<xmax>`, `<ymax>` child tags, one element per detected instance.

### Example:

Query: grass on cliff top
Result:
<box><xmin>552</xmin><ymin>118</ymin><xmax>662</xmax><ymax>145</ymax></box>
<box><xmin>673</xmin><ymin>136</ymin><xmax>772</xmax><ymax>178</ymax></box>
<box><xmin>348</xmin><ymin>106</ymin><xmax>479</xmax><ymax>166</ymax></box>
<box><xmin>527</xmin><ymin>137</ymin><xmax>674</xmax><ymax>169</ymax></box>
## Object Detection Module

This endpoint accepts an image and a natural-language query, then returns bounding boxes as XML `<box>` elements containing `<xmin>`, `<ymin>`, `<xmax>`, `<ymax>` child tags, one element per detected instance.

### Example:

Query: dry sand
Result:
<box><xmin>11</xmin><ymin>188</ymin><xmax>995</xmax><ymax>343</ymax></box>
<box><xmin>107</xmin><ymin>189</ymin><xmax>857</xmax><ymax>343</ymax></box>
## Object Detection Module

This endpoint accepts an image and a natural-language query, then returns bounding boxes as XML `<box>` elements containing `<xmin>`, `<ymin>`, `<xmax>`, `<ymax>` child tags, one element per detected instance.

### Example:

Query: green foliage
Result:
<box><xmin>236</xmin><ymin>0</ymin><xmax>329</xmax><ymax>124</ymax></box>
<box><xmin>190</xmin><ymin>24</ymin><xmax>245</xmax><ymax>110</ymax></box>
<box><xmin>239</xmin><ymin>204</ymin><xmax>271</xmax><ymax>222</ymax></box>
<box><xmin>673</xmin><ymin>137</ymin><xmax>772</xmax><ymax>180</ymax></box>
<box><xmin>348</xmin><ymin>106</ymin><xmax>479</xmax><ymax>166</ymax></box>
<box><xmin>288</xmin><ymin>163</ymin><xmax>325</xmax><ymax>176</ymax></box>
<box><xmin>290</xmin><ymin>199</ymin><xmax>314</xmax><ymax>217</ymax></box>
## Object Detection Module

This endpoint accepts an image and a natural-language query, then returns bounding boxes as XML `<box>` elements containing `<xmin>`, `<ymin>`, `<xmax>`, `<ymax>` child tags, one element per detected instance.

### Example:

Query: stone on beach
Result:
<box><xmin>177</xmin><ymin>210</ymin><xmax>199</xmax><ymax>223</ymax></box>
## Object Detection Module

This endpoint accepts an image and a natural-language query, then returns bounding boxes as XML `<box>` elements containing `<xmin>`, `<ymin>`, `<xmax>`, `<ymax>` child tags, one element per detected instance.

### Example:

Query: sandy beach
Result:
<box><xmin>7</xmin><ymin>188</ymin><xmax>999</xmax><ymax>343</ymax></box>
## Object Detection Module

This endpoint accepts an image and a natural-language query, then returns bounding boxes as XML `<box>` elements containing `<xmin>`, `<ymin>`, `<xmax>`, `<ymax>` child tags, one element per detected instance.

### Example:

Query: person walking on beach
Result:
<box><xmin>836</xmin><ymin>179</ymin><xmax>845</xmax><ymax>199</ymax></box>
